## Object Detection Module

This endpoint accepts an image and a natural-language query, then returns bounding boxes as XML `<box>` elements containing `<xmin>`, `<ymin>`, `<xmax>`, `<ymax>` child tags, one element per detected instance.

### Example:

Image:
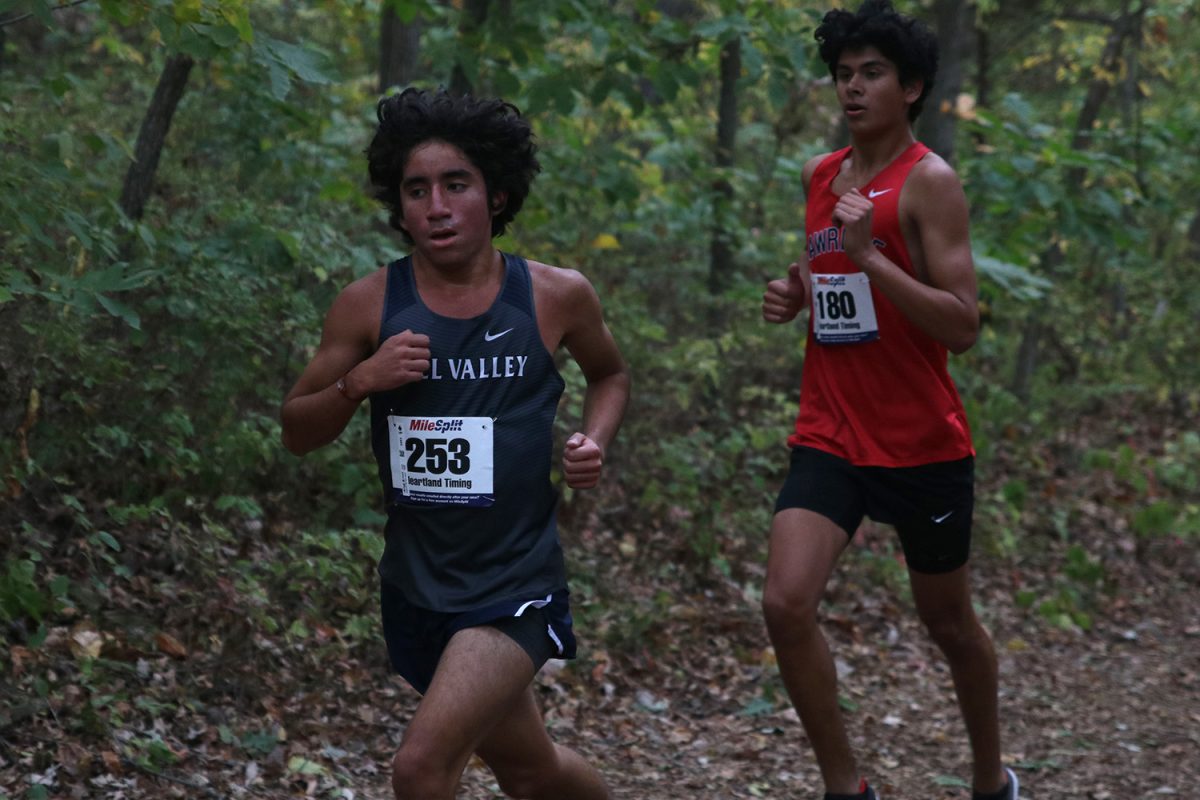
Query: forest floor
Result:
<box><xmin>3</xmin><ymin>433</ymin><xmax>1199</xmax><ymax>800</ymax></box>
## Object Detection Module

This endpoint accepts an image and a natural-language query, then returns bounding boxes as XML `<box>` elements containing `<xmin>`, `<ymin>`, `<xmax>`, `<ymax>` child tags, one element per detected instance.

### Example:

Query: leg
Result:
<box><xmin>390</xmin><ymin>625</ymin><xmax>538</xmax><ymax>800</ymax></box>
<box><xmin>909</xmin><ymin>564</ymin><xmax>1005</xmax><ymax>794</ymax></box>
<box><xmin>475</xmin><ymin>686</ymin><xmax>609</xmax><ymax>799</ymax></box>
<box><xmin>761</xmin><ymin>508</ymin><xmax>862</xmax><ymax>795</ymax></box>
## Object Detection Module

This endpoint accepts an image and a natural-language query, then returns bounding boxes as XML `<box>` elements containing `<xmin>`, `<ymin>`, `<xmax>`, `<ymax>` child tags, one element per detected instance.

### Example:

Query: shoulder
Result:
<box><xmin>333</xmin><ymin>265</ymin><xmax>388</xmax><ymax>311</ymax></box>
<box><xmin>902</xmin><ymin>152</ymin><xmax>968</xmax><ymax>218</ymax></box>
<box><xmin>526</xmin><ymin>258</ymin><xmax>606</xmax><ymax>352</ymax></box>
<box><xmin>326</xmin><ymin>265</ymin><xmax>389</xmax><ymax>339</ymax></box>
<box><xmin>906</xmin><ymin>151</ymin><xmax>965</xmax><ymax>196</ymax></box>
<box><xmin>527</xmin><ymin>259</ymin><xmax>599</xmax><ymax>308</ymax></box>
<box><xmin>802</xmin><ymin>151</ymin><xmax>837</xmax><ymax>195</ymax></box>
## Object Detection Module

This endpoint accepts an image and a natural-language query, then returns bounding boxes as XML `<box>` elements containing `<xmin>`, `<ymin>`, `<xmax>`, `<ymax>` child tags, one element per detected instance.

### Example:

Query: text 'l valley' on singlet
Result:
<box><xmin>789</xmin><ymin>141</ymin><xmax>974</xmax><ymax>467</ymax></box>
<box><xmin>369</xmin><ymin>253</ymin><xmax>567</xmax><ymax>612</ymax></box>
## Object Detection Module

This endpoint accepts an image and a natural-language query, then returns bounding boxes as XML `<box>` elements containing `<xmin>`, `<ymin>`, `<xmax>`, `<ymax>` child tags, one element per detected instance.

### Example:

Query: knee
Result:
<box><xmin>391</xmin><ymin>743</ymin><xmax>454</xmax><ymax>800</ymax></box>
<box><xmin>761</xmin><ymin>583</ymin><xmax>821</xmax><ymax>644</ymax></box>
<box><xmin>493</xmin><ymin>762</ymin><xmax>545</xmax><ymax>799</ymax></box>
<box><xmin>490</xmin><ymin>747</ymin><xmax>565</xmax><ymax>799</ymax></box>
<box><xmin>919</xmin><ymin>605</ymin><xmax>983</xmax><ymax>654</ymax></box>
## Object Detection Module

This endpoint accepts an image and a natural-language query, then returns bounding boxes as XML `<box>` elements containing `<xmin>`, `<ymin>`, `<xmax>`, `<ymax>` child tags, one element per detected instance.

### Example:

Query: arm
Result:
<box><xmin>832</xmin><ymin>155</ymin><xmax>979</xmax><ymax>354</ymax></box>
<box><xmin>555</xmin><ymin>271</ymin><xmax>631</xmax><ymax>490</ymax></box>
<box><xmin>763</xmin><ymin>155</ymin><xmax>823</xmax><ymax>324</ymax></box>
<box><xmin>280</xmin><ymin>273</ymin><xmax>430</xmax><ymax>456</ymax></box>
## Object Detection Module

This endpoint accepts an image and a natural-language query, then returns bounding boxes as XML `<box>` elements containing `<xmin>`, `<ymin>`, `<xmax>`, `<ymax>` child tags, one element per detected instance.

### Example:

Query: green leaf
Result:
<box><xmin>975</xmin><ymin>253</ymin><xmax>1054</xmax><ymax>300</ymax></box>
<box><xmin>95</xmin><ymin>532</ymin><xmax>121</xmax><ymax>552</ymax></box>
<box><xmin>199</xmin><ymin>22</ymin><xmax>242</xmax><ymax>49</ymax></box>
<box><xmin>96</xmin><ymin>294</ymin><xmax>142</xmax><ymax>330</ymax></box>
<box><xmin>221</xmin><ymin>6</ymin><xmax>255</xmax><ymax>43</ymax></box>
<box><xmin>287</xmin><ymin>756</ymin><xmax>327</xmax><ymax>776</ymax></box>
<box><xmin>262</xmin><ymin>36</ymin><xmax>335</xmax><ymax>85</ymax></box>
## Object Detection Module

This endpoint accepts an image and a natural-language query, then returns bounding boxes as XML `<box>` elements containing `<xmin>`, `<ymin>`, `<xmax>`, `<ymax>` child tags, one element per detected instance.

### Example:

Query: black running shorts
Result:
<box><xmin>774</xmin><ymin>445</ymin><xmax>975</xmax><ymax>574</ymax></box>
<box><xmin>380</xmin><ymin>581</ymin><xmax>575</xmax><ymax>694</ymax></box>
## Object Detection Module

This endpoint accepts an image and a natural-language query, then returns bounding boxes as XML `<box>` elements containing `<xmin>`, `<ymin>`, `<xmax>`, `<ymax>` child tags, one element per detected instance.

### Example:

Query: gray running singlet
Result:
<box><xmin>369</xmin><ymin>254</ymin><xmax>567</xmax><ymax>612</ymax></box>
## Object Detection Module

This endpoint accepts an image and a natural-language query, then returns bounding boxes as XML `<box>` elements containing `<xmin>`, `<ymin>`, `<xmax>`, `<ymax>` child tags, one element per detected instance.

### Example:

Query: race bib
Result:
<box><xmin>388</xmin><ymin>416</ymin><xmax>494</xmax><ymax>507</ymax></box>
<box><xmin>810</xmin><ymin>272</ymin><xmax>880</xmax><ymax>344</ymax></box>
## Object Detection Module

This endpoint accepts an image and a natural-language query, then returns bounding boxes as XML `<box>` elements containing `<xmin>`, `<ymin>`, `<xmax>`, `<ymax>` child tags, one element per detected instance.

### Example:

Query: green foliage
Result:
<box><xmin>230</xmin><ymin>526</ymin><xmax>383</xmax><ymax>644</ymax></box>
<box><xmin>1016</xmin><ymin>544</ymin><xmax>1106</xmax><ymax>631</ymax></box>
<box><xmin>1082</xmin><ymin>432</ymin><xmax>1200</xmax><ymax>542</ymax></box>
<box><xmin>1</xmin><ymin>0</ymin><xmax>1196</xmax><ymax>652</ymax></box>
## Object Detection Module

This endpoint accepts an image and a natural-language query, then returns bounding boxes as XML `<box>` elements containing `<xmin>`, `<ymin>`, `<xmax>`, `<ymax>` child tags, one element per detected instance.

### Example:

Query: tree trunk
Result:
<box><xmin>975</xmin><ymin>20</ymin><xmax>990</xmax><ymax>109</ymax></box>
<box><xmin>448</xmin><ymin>0</ymin><xmax>490</xmax><ymax>97</ymax></box>
<box><xmin>119</xmin><ymin>52</ymin><xmax>194</xmax><ymax>222</ymax></box>
<box><xmin>708</xmin><ymin>34</ymin><xmax>740</xmax><ymax>297</ymax></box>
<box><xmin>1010</xmin><ymin>2</ymin><xmax>1142</xmax><ymax>400</ymax></box>
<box><xmin>917</xmin><ymin>0</ymin><xmax>971</xmax><ymax>163</ymax></box>
<box><xmin>379</xmin><ymin>3</ymin><xmax>421</xmax><ymax>93</ymax></box>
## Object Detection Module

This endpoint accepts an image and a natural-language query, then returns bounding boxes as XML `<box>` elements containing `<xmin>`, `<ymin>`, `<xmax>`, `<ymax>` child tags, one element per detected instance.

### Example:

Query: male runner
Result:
<box><xmin>760</xmin><ymin>3</ymin><xmax>1018</xmax><ymax>799</ymax></box>
<box><xmin>281</xmin><ymin>87</ymin><xmax>629</xmax><ymax>800</ymax></box>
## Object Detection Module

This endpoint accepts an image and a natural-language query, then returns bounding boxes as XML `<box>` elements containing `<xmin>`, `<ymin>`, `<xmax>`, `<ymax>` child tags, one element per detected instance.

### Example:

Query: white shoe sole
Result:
<box><xmin>1006</xmin><ymin>767</ymin><xmax>1020</xmax><ymax>799</ymax></box>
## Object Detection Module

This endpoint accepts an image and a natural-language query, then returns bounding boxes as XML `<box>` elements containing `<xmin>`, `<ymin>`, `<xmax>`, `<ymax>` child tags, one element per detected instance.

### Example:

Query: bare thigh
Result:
<box><xmin>401</xmin><ymin>625</ymin><xmax>539</xmax><ymax>771</ymax></box>
<box><xmin>474</xmin><ymin>686</ymin><xmax>558</xmax><ymax>785</ymax></box>
<box><xmin>764</xmin><ymin>508</ymin><xmax>851</xmax><ymax>616</ymax></box>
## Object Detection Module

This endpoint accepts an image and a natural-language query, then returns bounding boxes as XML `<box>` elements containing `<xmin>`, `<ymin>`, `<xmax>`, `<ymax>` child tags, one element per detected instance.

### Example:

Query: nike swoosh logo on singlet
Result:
<box><xmin>867</xmin><ymin>188</ymin><xmax>893</xmax><ymax>199</ymax></box>
<box><xmin>484</xmin><ymin>328</ymin><xmax>514</xmax><ymax>342</ymax></box>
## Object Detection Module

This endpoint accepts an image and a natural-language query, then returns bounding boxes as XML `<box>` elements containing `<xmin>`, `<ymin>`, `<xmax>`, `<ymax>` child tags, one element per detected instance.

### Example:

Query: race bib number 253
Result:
<box><xmin>388</xmin><ymin>416</ymin><xmax>494</xmax><ymax>507</ymax></box>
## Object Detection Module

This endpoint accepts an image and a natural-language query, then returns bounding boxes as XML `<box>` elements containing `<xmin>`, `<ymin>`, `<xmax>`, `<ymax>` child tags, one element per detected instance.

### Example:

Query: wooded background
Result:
<box><xmin>1</xmin><ymin>1</ymin><xmax>1197</xmax><ymax>798</ymax></box>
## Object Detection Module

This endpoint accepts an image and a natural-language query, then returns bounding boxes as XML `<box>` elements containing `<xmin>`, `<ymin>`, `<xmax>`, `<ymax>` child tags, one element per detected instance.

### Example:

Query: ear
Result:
<box><xmin>903</xmin><ymin>78</ymin><xmax>924</xmax><ymax>106</ymax></box>
<box><xmin>489</xmin><ymin>191</ymin><xmax>508</xmax><ymax>217</ymax></box>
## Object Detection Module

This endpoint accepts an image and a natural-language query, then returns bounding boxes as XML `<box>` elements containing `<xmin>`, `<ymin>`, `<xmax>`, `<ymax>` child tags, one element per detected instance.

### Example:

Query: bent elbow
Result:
<box><xmin>948</xmin><ymin>326</ymin><xmax>978</xmax><ymax>355</ymax></box>
<box><xmin>280</xmin><ymin>412</ymin><xmax>315</xmax><ymax>457</ymax></box>
<box><xmin>280</xmin><ymin>429</ymin><xmax>307</xmax><ymax>457</ymax></box>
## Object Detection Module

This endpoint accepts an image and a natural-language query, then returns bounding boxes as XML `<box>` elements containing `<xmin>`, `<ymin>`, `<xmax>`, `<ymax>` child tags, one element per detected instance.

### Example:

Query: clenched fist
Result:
<box><xmin>562</xmin><ymin>432</ymin><xmax>604</xmax><ymax>489</ymax></box>
<box><xmin>763</xmin><ymin>261</ymin><xmax>810</xmax><ymax>323</ymax></box>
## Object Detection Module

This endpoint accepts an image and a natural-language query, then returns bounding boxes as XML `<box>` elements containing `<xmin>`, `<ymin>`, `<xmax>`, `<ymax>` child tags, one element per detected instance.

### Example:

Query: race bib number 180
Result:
<box><xmin>388</xmin><ymin>416</ymin><xmax>495</xmax><ymax>507</ymax></box>
<box><xmin>811</xmin><ymin>272</ymin><xmax>880</xmax><ymax>344</ymax></box>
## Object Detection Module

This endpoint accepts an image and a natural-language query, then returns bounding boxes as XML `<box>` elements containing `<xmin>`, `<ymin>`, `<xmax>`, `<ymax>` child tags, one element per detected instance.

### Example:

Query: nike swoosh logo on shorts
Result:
<box><xmin>932</xmin><ymin>510</ymin><xmax>954</xmax><ymax>524</ymax></box>
<box><xmin>484</xmin><ymin>328</ymin><xmax>514</xmax><ymax>342</ymax></box>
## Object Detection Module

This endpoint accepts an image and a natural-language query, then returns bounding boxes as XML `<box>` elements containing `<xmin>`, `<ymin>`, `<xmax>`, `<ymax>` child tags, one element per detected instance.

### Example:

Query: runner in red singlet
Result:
<box><xmin>760</xmin><ymin>3</ymin><xmax>1019</xmax><ymax>800</ymax></box>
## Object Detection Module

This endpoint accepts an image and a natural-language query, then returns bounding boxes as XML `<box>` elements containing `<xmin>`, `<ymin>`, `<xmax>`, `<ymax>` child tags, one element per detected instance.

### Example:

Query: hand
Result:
<box><xmin>763</xmin><ymin>261</ymin><xmax>809</xmax><ymax>323</ymax></box>
<box><xmin>358</xmin><ymin>329</ymin><xmax>431</xmax><ymax>393</ymax></box>
<box><xmin>562</xmin><ymin>432</ymin><xmax>604</xmax><ymax>489</ymax></box>
<box><xmin>832</xmin><ymin>189</ymin><xmax>876</xmax><ymax>265</ymax></box>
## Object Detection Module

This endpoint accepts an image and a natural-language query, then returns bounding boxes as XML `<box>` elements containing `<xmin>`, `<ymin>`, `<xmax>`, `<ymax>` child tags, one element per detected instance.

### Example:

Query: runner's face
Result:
<box><xmin>397</xmin><ymin>140</ymin><xmax>503</xmax><ymax>263</ymax></box>
<box><xmin>835</xmin><ymin>47</ymin><xmax>921</xmax><ymax>133</ymax></box>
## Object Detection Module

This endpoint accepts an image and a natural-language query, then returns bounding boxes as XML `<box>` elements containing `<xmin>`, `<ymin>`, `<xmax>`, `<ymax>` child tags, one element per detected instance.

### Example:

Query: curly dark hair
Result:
<box><xmin>815</xmin><ymin>0</ymin><xmax>939</xmax><ymax>121</ymax></box>
<box><xmin>366</xmin><ymin>87</ymin><xmax>541</xmax><ymax>243</ymax></box>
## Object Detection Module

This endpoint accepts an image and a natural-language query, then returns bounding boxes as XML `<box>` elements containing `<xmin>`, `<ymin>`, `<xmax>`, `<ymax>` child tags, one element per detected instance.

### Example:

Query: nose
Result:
<box><xmin>427</xmin><ymin>186</ymin><xmax>450</xmax><ymax>217</ymax></box>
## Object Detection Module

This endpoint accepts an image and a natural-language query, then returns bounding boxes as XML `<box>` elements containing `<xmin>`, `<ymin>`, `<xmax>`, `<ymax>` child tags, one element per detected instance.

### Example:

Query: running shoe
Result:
<box><xmin>972</xmin><ymin>767</ymin><xmax>1019</xmax><ymax>800</ymax></box>
<box><xmin>824</xmin><ymin>778</ymin><xmax>878</xmax><ymax>800</ymax></box>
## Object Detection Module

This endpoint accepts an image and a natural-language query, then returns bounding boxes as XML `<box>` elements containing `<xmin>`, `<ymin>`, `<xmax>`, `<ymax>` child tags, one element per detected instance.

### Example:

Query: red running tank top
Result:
<box><xmin>788</xmin><ymin>141</ymin><xmax>974</xmax><ymax>466</ymax></box>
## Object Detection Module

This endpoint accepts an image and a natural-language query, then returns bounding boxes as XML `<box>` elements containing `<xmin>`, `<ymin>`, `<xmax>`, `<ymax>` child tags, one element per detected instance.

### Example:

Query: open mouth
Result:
<box><xmin>430</xmin><ymin>229</ymin><xmax>457</xmax><ymax>242</ymax></box>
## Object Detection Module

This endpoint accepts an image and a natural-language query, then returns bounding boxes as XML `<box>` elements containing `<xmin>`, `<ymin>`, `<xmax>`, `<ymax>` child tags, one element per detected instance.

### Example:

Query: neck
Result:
<box><xmin>411</xmin><ymin>247</ymin><xmax>501</xmax><ymax>288</ymax></box>
<box><xmin>848</xmin><ymin>126</ymin><xmax>917</xmax><ymax>177</ymax></box>
<box><xmin>410</xmin><ymin>247</ymin><xmax>504</xmax><ymax>319</ymax></box>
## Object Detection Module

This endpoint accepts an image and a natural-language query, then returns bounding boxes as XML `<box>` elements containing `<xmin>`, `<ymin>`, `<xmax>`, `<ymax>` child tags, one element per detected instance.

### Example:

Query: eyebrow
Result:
<box><xmin>401</xmin><ymin>168</ymin><xmax>475</xmax><ymax>189</ymax></box>
<box><xmin>837</xmin><ymin>59</ymin><xmax>889</xmax><ymax>72</ymax></box>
